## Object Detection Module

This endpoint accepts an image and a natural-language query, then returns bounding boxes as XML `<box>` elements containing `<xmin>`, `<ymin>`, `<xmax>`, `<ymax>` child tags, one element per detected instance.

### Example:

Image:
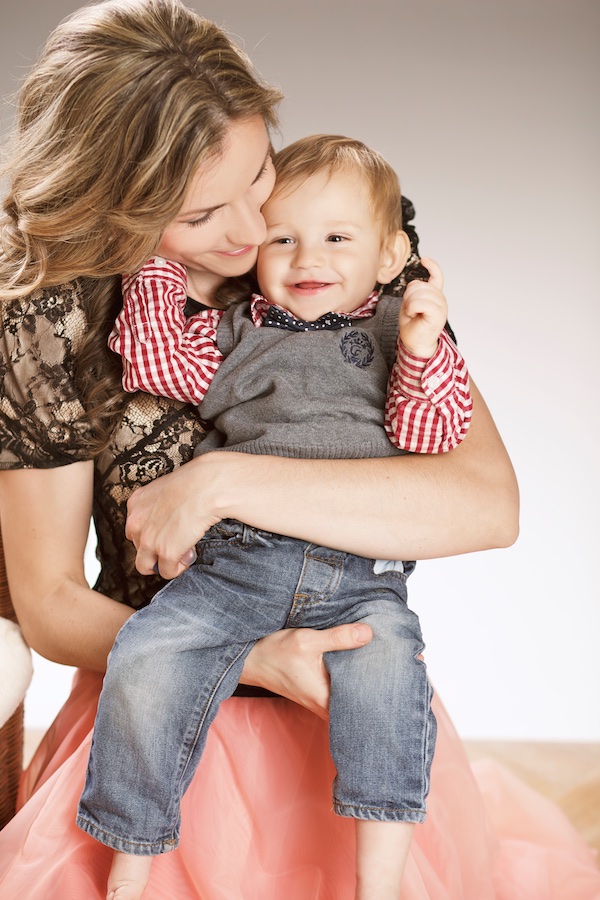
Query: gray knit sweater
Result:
<box><xmin>196</xmin><ymin>293</ymin><xmax>406</xmax><ymax>460</ymax></box>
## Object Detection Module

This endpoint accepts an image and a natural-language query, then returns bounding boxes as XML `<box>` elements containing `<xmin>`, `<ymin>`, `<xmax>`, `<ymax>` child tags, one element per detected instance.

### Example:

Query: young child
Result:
<box><xmin>77</xmin><ymin>135</ymin><xmax>472</xmax><ymax>900</ymax></box>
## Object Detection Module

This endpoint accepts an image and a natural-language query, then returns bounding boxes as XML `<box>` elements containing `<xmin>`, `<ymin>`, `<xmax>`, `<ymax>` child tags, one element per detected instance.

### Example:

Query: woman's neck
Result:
<box><xmin>186</xmin><ymin>270</ymin><xmax>227</xmax><ymax>309</ymax></box>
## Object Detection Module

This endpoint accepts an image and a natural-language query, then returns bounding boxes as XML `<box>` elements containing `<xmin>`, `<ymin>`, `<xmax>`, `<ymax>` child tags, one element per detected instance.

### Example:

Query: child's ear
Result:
<box><xmin>377</xmin><ymin>230</ymin><xmax>411</xmax><ymax>285</ymax></box>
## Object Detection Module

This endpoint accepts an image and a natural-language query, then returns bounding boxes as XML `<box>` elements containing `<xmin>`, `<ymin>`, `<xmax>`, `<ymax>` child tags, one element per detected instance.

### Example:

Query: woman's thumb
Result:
<box><xmin>324</xmin><ymin>622</ymin><xmax>373</xmax><ymax>651</ymax></box>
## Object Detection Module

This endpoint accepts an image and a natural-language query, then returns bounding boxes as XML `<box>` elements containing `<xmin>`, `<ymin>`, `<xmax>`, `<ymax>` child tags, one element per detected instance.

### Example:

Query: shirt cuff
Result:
<box><xmin>395</xmin><ymin>331</ymin><xmax>459</xmax><ymax>404</ymax></box>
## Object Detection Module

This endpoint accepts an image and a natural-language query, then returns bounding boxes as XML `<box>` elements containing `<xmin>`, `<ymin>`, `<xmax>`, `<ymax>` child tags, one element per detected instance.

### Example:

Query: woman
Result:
<box><xmin>0</xmin><ymin>1</ymin><xmax>597</xmax><ymax>897</ymax></box>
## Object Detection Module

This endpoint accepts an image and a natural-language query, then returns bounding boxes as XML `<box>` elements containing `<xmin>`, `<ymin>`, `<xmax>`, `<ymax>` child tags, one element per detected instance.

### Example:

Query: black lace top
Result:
<box><xmin>0</xmin><ymin>282</ymin><xmax>207</xmax><ymax>610</ymax></box>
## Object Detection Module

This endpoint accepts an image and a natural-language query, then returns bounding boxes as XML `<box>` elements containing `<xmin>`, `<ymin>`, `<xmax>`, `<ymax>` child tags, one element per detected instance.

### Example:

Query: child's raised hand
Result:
<box><xmin>399</xmin><ymin>257</ymin><xmax>448</xmax><ymax>359</ymax></box>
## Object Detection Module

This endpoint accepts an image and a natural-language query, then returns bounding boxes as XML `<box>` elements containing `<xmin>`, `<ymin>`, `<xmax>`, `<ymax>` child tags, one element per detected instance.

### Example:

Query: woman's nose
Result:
<box><xmin>229</xmin><ymin>198</ymin><xmax>267</xmax><ymax>247</ymax></box>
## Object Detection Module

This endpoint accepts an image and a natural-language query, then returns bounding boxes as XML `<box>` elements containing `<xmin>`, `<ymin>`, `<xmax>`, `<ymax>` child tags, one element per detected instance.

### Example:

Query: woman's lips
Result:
<box><xmin>215</xmin><ymin>245</ymin><xmax>255</xmax><ymax>257</ymax></box>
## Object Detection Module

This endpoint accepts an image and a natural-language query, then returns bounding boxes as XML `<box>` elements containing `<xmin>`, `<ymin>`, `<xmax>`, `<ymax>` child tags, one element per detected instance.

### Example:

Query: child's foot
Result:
<box><xmin>107</xmin><ymin>851</ymin><xmax>152</xmax><ymax>900</ymax></box>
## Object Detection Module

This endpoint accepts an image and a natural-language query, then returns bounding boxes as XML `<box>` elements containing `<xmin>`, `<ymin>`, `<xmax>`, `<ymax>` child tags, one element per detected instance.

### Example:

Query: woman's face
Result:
<box><xmin>157</xmin><ymin>116</ymin><xmax>275</xmax><ymax>304</ymax></box>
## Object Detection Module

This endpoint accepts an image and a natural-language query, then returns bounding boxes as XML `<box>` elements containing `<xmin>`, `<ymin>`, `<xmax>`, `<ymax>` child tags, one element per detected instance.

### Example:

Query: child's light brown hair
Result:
<box><xmin>271</xmin><ymin>134</ymin><xmax>403</xmax><ymax>237</ymax></box>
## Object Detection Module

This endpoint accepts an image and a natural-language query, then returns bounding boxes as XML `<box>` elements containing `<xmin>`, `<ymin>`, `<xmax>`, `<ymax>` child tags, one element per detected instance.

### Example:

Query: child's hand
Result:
<box><xmin>399</xmin><ymin>257</ymin><xmax>448</xmax><ymax>359</ymax></box>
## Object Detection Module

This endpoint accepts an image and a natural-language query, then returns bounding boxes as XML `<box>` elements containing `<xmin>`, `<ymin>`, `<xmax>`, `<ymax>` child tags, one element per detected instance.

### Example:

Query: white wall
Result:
<box><xmin>3</xmin><ymin>0</ymin><xmax>599</xmax><ymax>741</ymax></box>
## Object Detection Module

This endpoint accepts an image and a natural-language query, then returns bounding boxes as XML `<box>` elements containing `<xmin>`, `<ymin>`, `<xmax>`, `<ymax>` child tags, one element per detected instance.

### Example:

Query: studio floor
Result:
<box><xmin>465</xmin><ymin>740</ymin><xmax>600</xmax><ymax>856</ymax></box>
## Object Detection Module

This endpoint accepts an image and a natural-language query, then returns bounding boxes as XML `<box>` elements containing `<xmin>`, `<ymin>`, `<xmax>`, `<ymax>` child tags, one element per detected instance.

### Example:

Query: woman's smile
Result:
<box><xmin>215</xmin><ymin>245</ymin><xmax>256</xmax><ymax>257</ymax></box>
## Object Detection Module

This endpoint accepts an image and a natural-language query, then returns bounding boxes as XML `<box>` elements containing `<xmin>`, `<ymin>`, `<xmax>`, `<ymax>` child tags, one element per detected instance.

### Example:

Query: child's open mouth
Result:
<box><xmin>289</xmin><ymin>282</ymin><xmax>333</xmax><ymax>293</ymax></box>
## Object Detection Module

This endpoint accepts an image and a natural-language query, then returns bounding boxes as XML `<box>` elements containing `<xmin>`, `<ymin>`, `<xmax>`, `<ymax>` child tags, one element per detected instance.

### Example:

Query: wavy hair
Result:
<box><xmin>0</xmin><ymin>0</ymin><xmax>282</xmax><ymax>450</ymax></box>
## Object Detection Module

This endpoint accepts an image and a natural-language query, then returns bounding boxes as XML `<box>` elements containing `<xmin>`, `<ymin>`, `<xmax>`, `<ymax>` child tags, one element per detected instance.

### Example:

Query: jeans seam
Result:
<box><xmin>334</xmin><ymin>801</ymin><xmax>425</xmax><ymax>813</ymax></box>
<box><xmin>75</xmin><ymin>815</ymin><xmax>177</xmax><ymax>854</ymax></box>
<box><xmin>172</xmin><ymin>640</ymin><xmax>254</xmax><ymax>821</ymax></box>
<box><xmin>421</xmin><ymin>678</ymin><xmax>435</xmax><ymax>803</ymax></box>
<box><xmin>288</xmin><ymin>550</ymin><xmax>344</xmax><ymax>623</ymax></box>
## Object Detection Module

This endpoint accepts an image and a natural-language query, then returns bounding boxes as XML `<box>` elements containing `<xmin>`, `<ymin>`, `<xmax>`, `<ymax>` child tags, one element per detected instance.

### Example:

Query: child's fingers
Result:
<box><xmin>402</xmin><ymin>294</ymin><xmax>439</xmax><ymax>317</ymax></box>
<box><xmin>419</xmin><ymin>256</ymin><xmax>444</xmax><ymax>290</ymax></box>
<box><xmin>403</xmin><ymin>281</ymin><xmax>446</xmax><ymax>313</ymax></box>
<box><xmin>401</xmin><ymin>294</ymin><xmax>447</xmax><ymax>328</ymax></box>
<box><xmin>401</xmin><ymin>280</ymin><xmax>448</xmax><ymax>332</ymax></box>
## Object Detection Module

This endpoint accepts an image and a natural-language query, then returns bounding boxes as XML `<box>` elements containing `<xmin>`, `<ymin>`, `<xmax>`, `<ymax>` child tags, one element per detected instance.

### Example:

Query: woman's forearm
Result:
<box><xmin>127</xmin><ymin>380</ymin><xmax>518</xmax><ymax>578</ymax></box>
<box><xmin>19</xmin><ymin>577</ymin><xmax>132</xmax><ymax>672</ymax></box>
<box><xmin>207</xmin><ymin>380</ymin><xmax>519</xmax><ymax>560</ymax></box>
<box><xmin>0</xmin><ymin>463</ymin><xmax>132</xmax><ymax>672</ymax></box>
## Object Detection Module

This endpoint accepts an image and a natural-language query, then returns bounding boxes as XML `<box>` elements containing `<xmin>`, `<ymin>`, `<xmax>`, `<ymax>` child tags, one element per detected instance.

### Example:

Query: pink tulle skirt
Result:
<box><xmin>0</xmin><ymin>669</ymin><xmax>598</xmax><ymax>898</ymax></box>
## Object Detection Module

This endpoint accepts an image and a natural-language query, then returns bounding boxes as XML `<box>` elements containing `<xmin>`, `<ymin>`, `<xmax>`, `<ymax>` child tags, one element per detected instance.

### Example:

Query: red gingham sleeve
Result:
<box><xmin>384</xmin><ymin>329</ymin><xmax>473</xmax><ymax>453</ymax></box>
<box><xmin>108</xmin><ymin>257</ymin><xmax>224</xmax><ymax>405</ymax></box>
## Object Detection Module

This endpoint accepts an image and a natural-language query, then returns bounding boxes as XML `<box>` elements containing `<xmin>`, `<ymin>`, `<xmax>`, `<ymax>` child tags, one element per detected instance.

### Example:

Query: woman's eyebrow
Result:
<box><xmin>179</xmin><ymin>148</ymin><xmax>272</xmax><ymax>221</ymax></box>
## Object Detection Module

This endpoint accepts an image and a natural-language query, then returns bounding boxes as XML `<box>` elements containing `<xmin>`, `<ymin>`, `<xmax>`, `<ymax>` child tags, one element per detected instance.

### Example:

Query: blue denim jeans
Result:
<box><xmin>77</xmin><ymin>521</ymin><xmax>436</xmax><ymax>855</ymax></box>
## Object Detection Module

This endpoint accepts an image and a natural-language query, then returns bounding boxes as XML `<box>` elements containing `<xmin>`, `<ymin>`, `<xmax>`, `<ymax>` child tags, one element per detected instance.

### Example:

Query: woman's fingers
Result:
<box><xmin>309</xmin><ymin>622</ymin><xmax>373</xmax><ymax>652</ymax></box>
<box><xmin>240</xmin><ymin>623</ymin><xmax>373</xmax><ymax>719</ymax></box>
<box><xmin>125</xmin><ymin>458</ymin><xmax>216</xmax><ymax>578</ymax></box>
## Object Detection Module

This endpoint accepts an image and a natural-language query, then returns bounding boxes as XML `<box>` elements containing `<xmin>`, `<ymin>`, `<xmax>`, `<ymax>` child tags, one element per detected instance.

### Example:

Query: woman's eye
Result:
<box><xmin>187</xmin><ymin>211</ymin><xmax>215</xmax><ymax>228</ymax></box>
<box><xmin>255</xmin><ymin>161</ymin><xmax>270</xmax><ymax>182</ymax></box>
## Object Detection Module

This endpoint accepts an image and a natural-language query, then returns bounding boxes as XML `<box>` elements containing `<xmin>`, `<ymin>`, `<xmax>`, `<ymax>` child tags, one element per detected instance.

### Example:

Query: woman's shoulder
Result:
<box><xmin>2</xmin><ymin>280</ymin><xmax>89</xmax><ymax>351</ymax></box>
<box><xmin>0</xmin><ymin>281</ymin><xmax>94</xmax><ymax>469</ymax></box>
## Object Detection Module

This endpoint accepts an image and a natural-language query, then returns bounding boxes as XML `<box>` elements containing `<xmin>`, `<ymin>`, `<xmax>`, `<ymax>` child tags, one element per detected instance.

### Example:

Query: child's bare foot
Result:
<box><xmin>107</xmin><ymin>851</ymin><xmax>152</xmax><ymax>900</ymax></box>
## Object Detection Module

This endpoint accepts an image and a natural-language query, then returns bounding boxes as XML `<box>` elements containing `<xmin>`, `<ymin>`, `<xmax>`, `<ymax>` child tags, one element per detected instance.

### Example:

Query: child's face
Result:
<box><xmin>256</xmin><ymin>169</ymin><xmax>396</xmax><ymax>320</ymax></box>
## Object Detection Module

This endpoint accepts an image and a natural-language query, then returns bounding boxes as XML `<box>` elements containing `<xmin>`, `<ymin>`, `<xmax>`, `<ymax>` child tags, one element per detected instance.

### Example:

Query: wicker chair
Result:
<box><xmin>0</xmin><ymin>530</ymin><xmax>24</xmax><ymax>830</ymax></box>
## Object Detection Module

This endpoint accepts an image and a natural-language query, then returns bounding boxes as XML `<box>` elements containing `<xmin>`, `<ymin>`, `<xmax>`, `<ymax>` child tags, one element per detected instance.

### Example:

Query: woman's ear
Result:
<box><xmin>377</xmin><ymin>230</ymin><xmax>411</xmax><ymax>285</ymax></box>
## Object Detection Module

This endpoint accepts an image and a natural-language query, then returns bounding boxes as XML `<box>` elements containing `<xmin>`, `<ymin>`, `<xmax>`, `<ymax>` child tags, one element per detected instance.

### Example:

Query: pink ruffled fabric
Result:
<box><xmin>0</xmin><ymin>670</ymin><xmax>598</xmax><ymax>898</ymax></box>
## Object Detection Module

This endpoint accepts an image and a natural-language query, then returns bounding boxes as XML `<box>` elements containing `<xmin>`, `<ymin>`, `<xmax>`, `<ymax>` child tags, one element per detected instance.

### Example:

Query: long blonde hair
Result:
<box><xmin>0</xmin><ymin>0</ymin><xmax>282</xmax><ymax>449</ymax></box>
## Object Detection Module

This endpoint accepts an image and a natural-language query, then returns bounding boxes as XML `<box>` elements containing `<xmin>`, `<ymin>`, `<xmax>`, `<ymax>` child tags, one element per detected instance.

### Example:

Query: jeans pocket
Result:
<box><xmin>373</xmin><ymin>558</ymin><xmax>407</xmax><ymax>580</ymax></box>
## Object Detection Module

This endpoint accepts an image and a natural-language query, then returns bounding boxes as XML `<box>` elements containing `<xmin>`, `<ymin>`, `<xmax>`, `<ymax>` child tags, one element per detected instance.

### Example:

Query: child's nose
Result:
<box><xmin>293</xmin><ymin>243</ymin><xmax>323</xmax><ymax>268</ymax></box>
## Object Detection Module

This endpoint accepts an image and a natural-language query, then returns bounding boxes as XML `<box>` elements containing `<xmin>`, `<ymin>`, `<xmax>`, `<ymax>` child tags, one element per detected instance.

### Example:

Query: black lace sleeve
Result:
<box><xmin>0</xmin><ymin>283</ymin><xmax>208</xmax><ymax>610</ymax></box>
<box><xmin>0</xmin><ymin>284</ymin><xmax>95</xmax><ymax>468</ymax></box>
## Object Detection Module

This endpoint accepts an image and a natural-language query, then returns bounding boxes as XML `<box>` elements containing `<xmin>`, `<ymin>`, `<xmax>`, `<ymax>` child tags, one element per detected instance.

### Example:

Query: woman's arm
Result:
<box><xmin>0</xmin><ymin>463</ymin><xmax>132</xmax><ymax>671</ymax></box>
<box><xmin>0</xmin><ymin>462</ymin><xmax>371</xmax><ymax>707</ymax></box>
<box><xmin>127</xmin><ymin>379</ymin><xmax>519</xmax><ymax>579</ymax></box>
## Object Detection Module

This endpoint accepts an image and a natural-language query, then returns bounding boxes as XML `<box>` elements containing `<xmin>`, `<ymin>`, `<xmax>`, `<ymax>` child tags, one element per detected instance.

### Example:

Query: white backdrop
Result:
<box><xmin>2</xmin><ymin>0</ymin><xmax>599</xmax><ymax>741</ymax></box>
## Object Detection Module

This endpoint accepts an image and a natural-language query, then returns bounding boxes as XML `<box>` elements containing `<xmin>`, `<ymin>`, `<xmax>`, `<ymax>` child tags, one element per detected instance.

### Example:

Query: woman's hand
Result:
<box><xmin>240</xmin><ymin>622</ymin><xmax>373</xmax><ymax>718</ymax></box>
<box><xmin>126</xmin><ymin>455</ymin><xmax>222</xmax><ymax>578</ymax></box>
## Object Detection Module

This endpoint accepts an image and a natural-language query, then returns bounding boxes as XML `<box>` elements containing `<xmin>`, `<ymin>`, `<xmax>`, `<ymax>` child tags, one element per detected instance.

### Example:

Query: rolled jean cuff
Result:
<box><xmin>332</xmin><ymin>800</ymin><xmax>426</xmax><ymax>824</ymax></box>
<box><xmin>75</xmin><ymin>814</ymin><xmax>177</xmax><ymax>856</ymax></box>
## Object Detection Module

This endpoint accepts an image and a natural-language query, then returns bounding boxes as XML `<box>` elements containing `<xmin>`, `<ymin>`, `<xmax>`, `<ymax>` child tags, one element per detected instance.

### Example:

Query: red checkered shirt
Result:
<box><xmin>109</xmin><ymin>257</ymin><xmax>472</xmax><ymax>454</ymax></box>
